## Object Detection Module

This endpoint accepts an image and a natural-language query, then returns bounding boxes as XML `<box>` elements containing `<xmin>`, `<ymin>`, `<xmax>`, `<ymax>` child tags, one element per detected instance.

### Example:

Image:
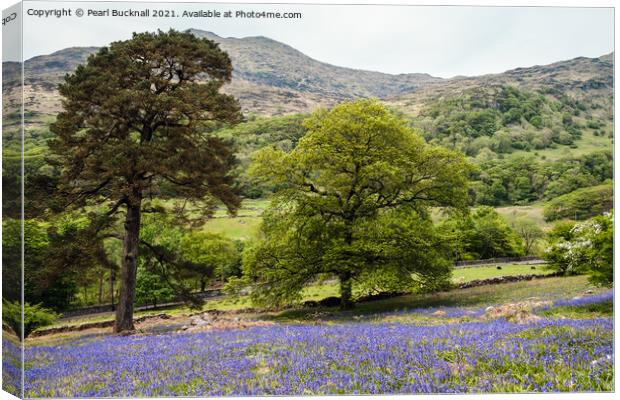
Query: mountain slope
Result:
<box><xmin>1</xmin><ymin>30</ymin><xmax>613</xmax><ymax>122</ymax></box>
<box><xmin>387</xmin><ymin>53</ymin><xmax>613</xmax><ymax>119</ymax></box>
<box><xmin>3</xmin><ymin>30</ymin><xmax>440</xmax><ymax>117</ymax></box>
<box><xmin>190</xmin><ymin>29</ymin><xmax>439</xmax><ymax>99</ymax></box>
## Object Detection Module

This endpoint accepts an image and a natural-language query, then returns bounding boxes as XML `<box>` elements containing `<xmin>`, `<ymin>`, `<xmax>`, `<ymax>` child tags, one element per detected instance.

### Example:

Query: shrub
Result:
<box><xmin>2</xmin><ymin>300</ymin><xmax>58</xmax><ymax>339</ymax></box>
<box><xmin>544</xmin><ymin>213</ymin><xmax>613</xmax><ymax>286</ymax></box>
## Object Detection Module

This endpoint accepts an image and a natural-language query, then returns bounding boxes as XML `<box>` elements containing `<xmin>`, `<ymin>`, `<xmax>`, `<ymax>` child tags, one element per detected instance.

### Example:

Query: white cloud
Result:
<box><xmin>20</xmin><ymin>1</ymin><xmax>614</xmax><ymax>78</ymax></box>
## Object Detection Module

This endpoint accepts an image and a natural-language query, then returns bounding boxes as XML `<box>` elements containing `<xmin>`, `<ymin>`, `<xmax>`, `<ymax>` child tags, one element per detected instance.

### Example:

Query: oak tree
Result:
<box><xmin>243</xmin><ymin>100</ymin><xmax>471</xmax><ymax>309</ymax></box>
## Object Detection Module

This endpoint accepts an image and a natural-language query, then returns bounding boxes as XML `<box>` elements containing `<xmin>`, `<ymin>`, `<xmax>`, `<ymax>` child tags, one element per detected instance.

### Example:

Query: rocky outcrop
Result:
<box><xmin>178</xmin><ymin>311</ymin><xmax>274</xmax><ymax>333</ymax></box>
<box><xmin>483</xmin><ymin>300</ymin><xmax>553</xmax><ymax>324</ymax></box>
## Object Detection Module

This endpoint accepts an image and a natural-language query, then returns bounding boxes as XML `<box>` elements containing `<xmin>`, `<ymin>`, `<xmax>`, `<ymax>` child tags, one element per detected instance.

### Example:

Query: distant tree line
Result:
<box><xmin>415</xmin><ymin>85</ymin><xmax>611</xmax><ymax>156</ymax></box>
<box><xmin>470</xmin><ymin>151</ymin><xmax>612</xmax><ymax>206</ymax></box>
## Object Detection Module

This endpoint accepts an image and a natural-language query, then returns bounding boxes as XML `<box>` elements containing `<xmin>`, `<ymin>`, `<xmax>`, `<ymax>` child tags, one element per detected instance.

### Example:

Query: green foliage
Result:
<box><xmin>42</xmin><ymin>214</ymin><xmax>115</xmax><ymax>309</ymax></box>
<box><xmin>135</xmin><ymin>267</ymin><xmax>175</xmax><ymax>307</ymax></box>
<box><xmin>543</xmin><ymin>182</ymin><xmax>613</xmax><ymax>221</ymax></box>
<box><xmin>543</xmin><ymin>220</ymin><xmax>577</xmax><ymax>275</ymax></box>
<box><xmin>497</xmin><ymin>86</ymin><xmax>548</xmax><ymax>126</ymax></box>
<box><xmin>47</xmin><ymin>30</ymin><xmax>244</xmax><ymax>330</ymax></box>
<box><xmin>216</xmin><ymin>114</ymin><xmax>308</xmax><ymax>198</ymax></box>
<box><xmin>2</xmin><ymin>217</ymin><xmax>103</xmax><ymax>311</ymax></box>
<box><xmin>137</xmin><ymin>214</ymin><xmax>203</xmax><ymax>307</ymax></box>
<box><xmin>541</xmin><ymin>300</ymin><xmax>613</xmax><ymax>318</ymax></box>
<box><xmin>439</xmin><ymin>207</ymin><xmax>524</xmax><ymax>260</ymax></box>
<box><xmin>2</xmin><ymin>300</ymin><xmax>58</xmax><ymax>339</ymax></box>
<box><xmin>241</xmin><ymin>99</ymin><xmax>471</xmax><ymax>308</ymax></box>
<box><xmin>134</xmin><ymin>213</ymin><xmax>242</xmax><ymax>305</ymax></box>
<box><xmin>2</xmin><ymin>219</ymin><xmax>49</xmax><ymax>303</ymax></box>
<box><xmin>544</xmin><ymin>213</ymin><xmax>613</xmax><ymax>286</ymax></box>
<box><xmin>218</xmin><ymin>114</ymin><xmax>307</xmax><ymax>153</ymax></box>
<box><xmin>547</xmin><ymin>220</ymin><xmax>577</xmax><ymax>242</ymax></box>
<box><xmin>582</xmin><ymin>214</ymin><xmax>613</xmax><ymax>287</ymax></box>
<box><xmin>472</xmin><ymin>151</ymin><xmax>612</xmax><ymax>206</ymax></box>
<box><xmin>181</xmin><ymin>232</ymin><xmax>240</xmax><ymax>289</ymax></box>
<box><xmin>417</xmin><ymin>85</ymin><xmax>584</xmax><ymax>156</ymax></box>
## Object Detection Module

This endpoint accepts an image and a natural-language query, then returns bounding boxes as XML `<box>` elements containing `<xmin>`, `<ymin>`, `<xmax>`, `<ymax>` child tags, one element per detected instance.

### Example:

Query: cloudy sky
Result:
<box><xmin>16</xmin><ymin>1</ymin><xmax>615</xmax><ymax>78</ymax></box>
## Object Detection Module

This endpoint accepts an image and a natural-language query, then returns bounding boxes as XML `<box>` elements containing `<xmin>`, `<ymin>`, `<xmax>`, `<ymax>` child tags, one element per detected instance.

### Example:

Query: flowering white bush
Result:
<box><xmin>545</xmin><ymin>212</ymin><xmax>613</xmax><ymax>286</ymax></box>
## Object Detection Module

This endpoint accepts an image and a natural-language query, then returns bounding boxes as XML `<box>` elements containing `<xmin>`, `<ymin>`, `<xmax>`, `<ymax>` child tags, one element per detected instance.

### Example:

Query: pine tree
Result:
<box><xmin>49</xmin><ymin>30</ymin><xmax>242</xmax><ymax>332</ymax></box>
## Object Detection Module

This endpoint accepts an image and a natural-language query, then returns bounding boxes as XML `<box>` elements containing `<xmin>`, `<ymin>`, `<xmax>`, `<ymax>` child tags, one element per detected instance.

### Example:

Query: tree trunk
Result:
<box><xmin>98</xmin><ymin>273</ymin><xmax>104</xmax><ymax>304</ymax></box>
<box><xmin>200</xmin><ymin>277</ymin><xmax>207</xmax><ymax>292</ymax></box>
<box><xmin>339</xmin><ymin>271</ymin><xmax>353</xmax><ymax>309</ymax></box>
<box><xmin>110</xmin><ymin>269</ymin><xmax>115</xmax><ymax>311</ymax></box>
<box><xmin>114</xmin><ymin>198</ymin><xmax>142</xmax><ymax>333</ymax></box>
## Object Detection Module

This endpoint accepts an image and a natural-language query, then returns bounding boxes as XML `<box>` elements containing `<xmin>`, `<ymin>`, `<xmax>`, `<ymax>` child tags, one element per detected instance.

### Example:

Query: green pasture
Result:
<box><xmin>511</xmin><ymin>129</ymin><xmax>613</xmax><ymax>162</ymax></box>
<box><xmin>452</xmin><ymin>263</ymin><xmax>547</xmax><ymax>284</ymax></box>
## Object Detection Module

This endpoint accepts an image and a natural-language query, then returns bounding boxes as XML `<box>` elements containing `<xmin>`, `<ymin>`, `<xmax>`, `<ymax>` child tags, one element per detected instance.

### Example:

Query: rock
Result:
<box><xmin>482</xmin><ymin>300</ymin><xmax>552</xmax><ymax>324</ymax></box>
<box><xmin>432</xmin><ymin>310</ymin><xmax>446</xmax><ymax>316</ymax></box>
<box><xmin>190</xmin><ymin>316</ymin><xmax>212</xmax><ymax>326</ymax></box>
<box><xmin>512</xmin><ymin>311</ymin><xmax>541</xmax><ymax>324</ymax></box>
<box><xmin>182</xmin><ymin>317</ymin><xmax>275</xmax><ymax>333</ymax></box>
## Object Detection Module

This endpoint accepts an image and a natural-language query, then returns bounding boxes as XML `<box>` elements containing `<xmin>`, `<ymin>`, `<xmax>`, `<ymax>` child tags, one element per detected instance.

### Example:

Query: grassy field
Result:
<box><xmin>202</xmin><ymin>198</ymin><xmax>269</xmax><ymax>240</ymax></box>
<box><xmin>452</xmin><ymin>263</ymin><xmax>547</xmax><ymax>284</ymax></box>
<box><xmin>39</xmin><ymin>274</ymin><xmax>606</xmax><ymax>333</ymax></box>
<box><xmin>202</xmin><ymin>216</ymin><xmax>262</xmax><ymax>240</ymax></box>
<box><xmin>205</xmin><ymin>199</ymin><xmax>554</xmax><ymax>241</ymax></box>
<box><xmin>511</xmin><ymin>129</ymin><xmax>613</xmax><ymax>162</ymax></box>
<box><xmin>496</xmin><ymin>203</ymin><xmax>549</xmax><ymax>230</ymax></box>
<box><xmin>210</xmin><ymin>198</ymin><xmax>270</xmax><ymax>218</ymax></box>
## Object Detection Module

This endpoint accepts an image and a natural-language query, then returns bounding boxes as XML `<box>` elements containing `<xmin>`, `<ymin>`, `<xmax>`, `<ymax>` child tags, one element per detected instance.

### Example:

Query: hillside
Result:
<box><xmin>190</xmin><ymin>30</ymin><xmax>439</xmax><ymax>100</ymax></box>
<box><xmin>384</xmin><ymin>52</ymin><xmax>613</xmax><ymax>163</ymax></box>
<box><xmin>2</xmin><ymin>31</ymin><xmax>613</xmax><ymax>206</ymax></box>
<box><xmin>387</xmin><ymin>53</ymin><xmax>613</xmax><ymax>120</ymax></box>
<box><xmin>2</xmin><ymin>30</ymin><xmax>612</xmax><ymax>121</ymax></box>
<box><xmin>2</xmin><ymin>30</ymin><xmax>440</xmax><ymax>117</ymax></box>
